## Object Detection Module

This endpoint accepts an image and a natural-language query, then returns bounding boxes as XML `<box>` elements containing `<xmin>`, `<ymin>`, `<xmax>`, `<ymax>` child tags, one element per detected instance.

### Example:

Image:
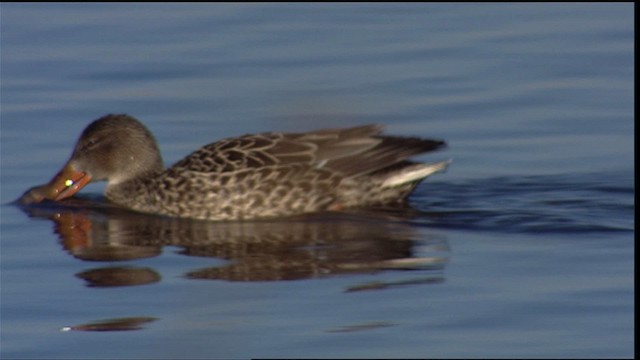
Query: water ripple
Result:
<box><xmin>411</xmin><ymin>170</ymin><xmax>634</xmax><ymax>234</ymax></box>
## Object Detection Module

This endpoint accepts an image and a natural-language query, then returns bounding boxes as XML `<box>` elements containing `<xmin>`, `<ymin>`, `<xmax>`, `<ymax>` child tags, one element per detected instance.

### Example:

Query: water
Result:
<box><xmin>0</xmin><ymin>3</ymin><xmax>634</xmax><ymax>358</ymax></box>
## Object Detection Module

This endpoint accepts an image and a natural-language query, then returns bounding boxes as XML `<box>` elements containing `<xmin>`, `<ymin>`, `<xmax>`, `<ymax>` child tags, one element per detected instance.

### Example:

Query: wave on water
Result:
<box><xmin>410</xmin><ymin>170</ymin><xmax>634</xmax><ymax>234</ymax></box>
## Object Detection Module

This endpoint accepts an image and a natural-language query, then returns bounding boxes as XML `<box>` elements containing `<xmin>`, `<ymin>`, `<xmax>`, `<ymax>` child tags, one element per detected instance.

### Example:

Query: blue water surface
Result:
<box><xmin>0</xmin><ymin>3</ymin><xmax>634</xmax><ymax>358</ymax></box>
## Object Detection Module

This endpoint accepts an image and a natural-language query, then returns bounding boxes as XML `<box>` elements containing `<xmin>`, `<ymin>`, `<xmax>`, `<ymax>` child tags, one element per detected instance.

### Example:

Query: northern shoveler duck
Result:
<box><xmin>20</xmin><ymin>114</ymin><xmax>450</xmax><ymax>220</ymax></box>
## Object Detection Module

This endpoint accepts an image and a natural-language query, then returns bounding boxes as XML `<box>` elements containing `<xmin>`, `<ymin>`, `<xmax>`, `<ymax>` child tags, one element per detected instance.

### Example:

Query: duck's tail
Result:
<box><xmin>380</xmin><ymin>159</ymin><xmax>452</xmax><ymax>188</ymax></box>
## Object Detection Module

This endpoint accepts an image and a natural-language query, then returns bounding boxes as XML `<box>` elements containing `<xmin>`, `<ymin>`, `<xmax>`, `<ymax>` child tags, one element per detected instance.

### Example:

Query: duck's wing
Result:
<box><xmin>170</xmin><ymin>124</ymin><xmax>445</xmax><ymax>178</ymax></box>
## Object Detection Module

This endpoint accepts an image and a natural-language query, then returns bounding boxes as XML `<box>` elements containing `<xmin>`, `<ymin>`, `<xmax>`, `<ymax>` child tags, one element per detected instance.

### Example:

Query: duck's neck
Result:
<box><xmin>104</xmin><ymin>167</ymin><xmax>165</xmax><ymax>213</ymax></box>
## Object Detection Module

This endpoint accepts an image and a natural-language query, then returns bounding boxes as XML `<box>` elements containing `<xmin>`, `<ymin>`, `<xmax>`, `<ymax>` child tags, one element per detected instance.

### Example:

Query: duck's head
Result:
<box><xmin>22</xmin><ymin>114</ymin><xmax>164</xmax><ymax>203</ymax></box>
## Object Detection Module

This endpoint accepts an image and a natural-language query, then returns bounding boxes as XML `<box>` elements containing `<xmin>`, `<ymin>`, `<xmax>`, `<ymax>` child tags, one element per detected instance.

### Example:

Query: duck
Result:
<box><xmin>20</xmin><ymin>114</ymin><xmax>450</xmax><ymax>220</ymax></box>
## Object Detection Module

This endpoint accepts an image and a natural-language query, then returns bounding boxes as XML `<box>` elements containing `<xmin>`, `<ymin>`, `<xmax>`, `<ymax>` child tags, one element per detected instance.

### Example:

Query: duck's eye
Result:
<box><xmin>83</xmin><ymin>137</ymin><xmax>100</xmax><ymax>150</ymax></box>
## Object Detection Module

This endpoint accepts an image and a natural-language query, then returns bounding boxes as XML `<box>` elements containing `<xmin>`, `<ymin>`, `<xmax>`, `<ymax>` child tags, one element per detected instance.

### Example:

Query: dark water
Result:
<box><xmin>0</xmin><ymin>3</ymin><xmax>634</xmax><ymax>358</ymax></box>
<box><xmin>416</xmin><ymin>171</ymin><xmax>634</xmax><ymax>234</ymax></box>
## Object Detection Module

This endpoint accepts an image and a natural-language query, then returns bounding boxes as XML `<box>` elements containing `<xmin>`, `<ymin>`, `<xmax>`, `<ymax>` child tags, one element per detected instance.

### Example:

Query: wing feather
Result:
<box><xmin>169</xmin><ymin>124</ymin><xmax>445</xmax><ymax>178</ymax></box>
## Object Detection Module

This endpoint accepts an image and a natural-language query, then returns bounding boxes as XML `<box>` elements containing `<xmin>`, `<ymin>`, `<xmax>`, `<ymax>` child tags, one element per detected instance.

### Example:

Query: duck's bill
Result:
<box><xmin>47</xmin><ymin>163</ymin><xmax>91</xmax><ymax>201</ymax></box>
<box><xmin>21</xmin><ymin>163</ymin><xmax>92</xmax><ymax>203</ymax></box>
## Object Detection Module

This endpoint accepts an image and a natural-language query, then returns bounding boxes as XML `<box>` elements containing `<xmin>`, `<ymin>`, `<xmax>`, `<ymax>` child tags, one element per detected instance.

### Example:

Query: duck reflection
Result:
<box><xmin>17</xmin><ymin>195</ymin><xmax>449</xmax><ymax>286</ymax></box>
<box><xmin>61</xmin><ymin>316</ymin><xmax>158</xmax><ymax>332</ymax></box>
<box><xmin>76</xmin><ymin>266</ymin><xmax>161</xmax><ymax>287</ymax></box>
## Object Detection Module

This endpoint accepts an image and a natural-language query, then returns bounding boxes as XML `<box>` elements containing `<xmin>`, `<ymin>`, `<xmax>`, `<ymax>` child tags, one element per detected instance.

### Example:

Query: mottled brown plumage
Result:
<box><xmin>22</xmin><ymin>114</ymin><xmax>450</xmax><ymax>220</ymax></box>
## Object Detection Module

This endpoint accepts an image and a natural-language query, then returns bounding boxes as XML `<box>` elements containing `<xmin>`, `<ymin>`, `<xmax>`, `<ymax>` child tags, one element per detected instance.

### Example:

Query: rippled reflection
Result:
<box><xmin>61</xmin><ymin>316</ymin><xmax>158</xmax><ymax>332</ymax></box>
<box><xmin>17</xmin><ymin>195</ymin><xmax>449</xmax><ymax>286</ymax></box>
